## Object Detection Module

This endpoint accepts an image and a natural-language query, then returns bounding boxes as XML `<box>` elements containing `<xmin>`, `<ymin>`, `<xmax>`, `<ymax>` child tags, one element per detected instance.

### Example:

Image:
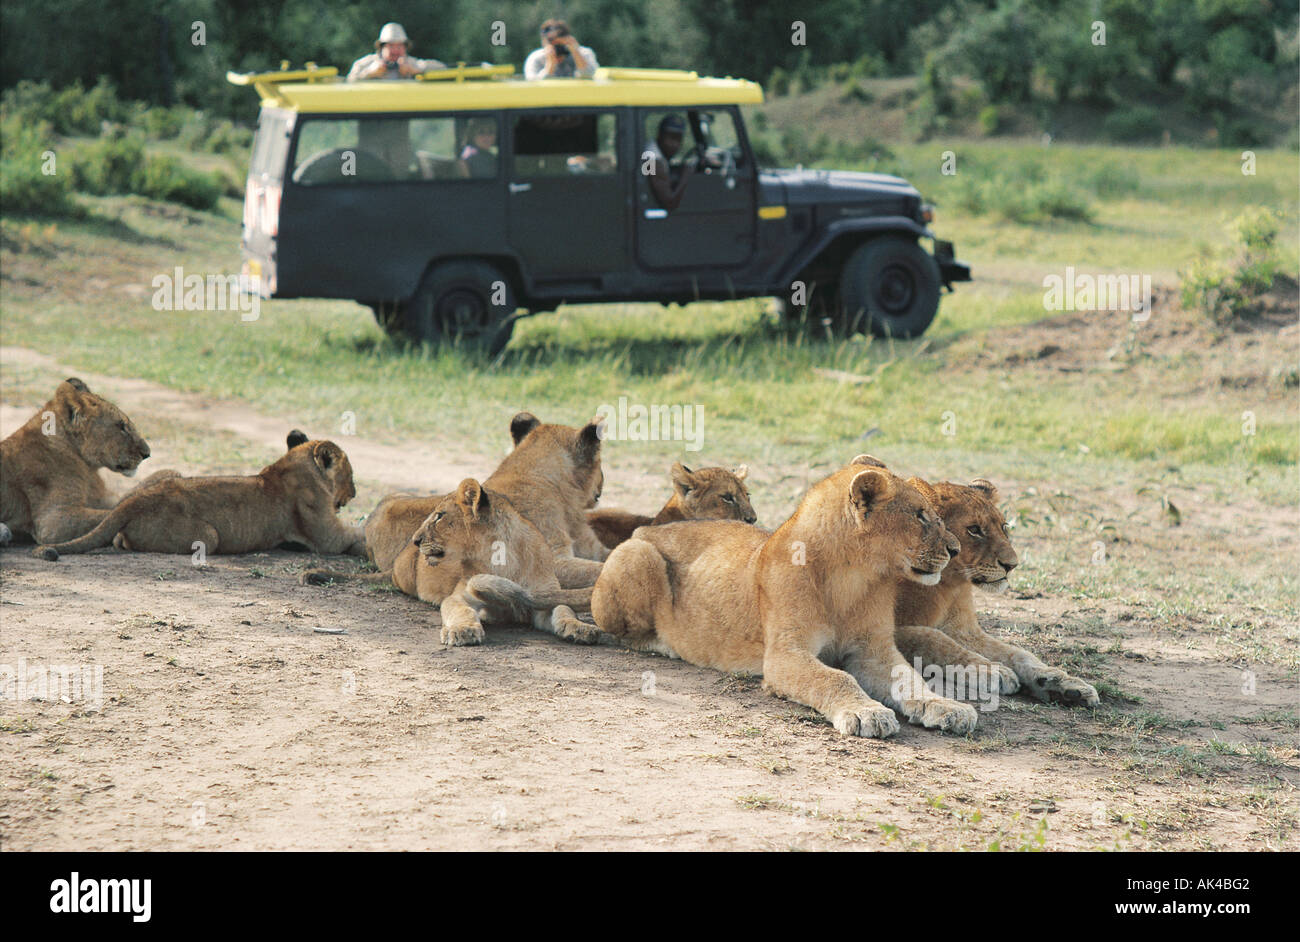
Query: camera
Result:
<box><xmin>554</xmin><ymin>43</ymin><xmax>570</xmax><ymax>57</ymax></box>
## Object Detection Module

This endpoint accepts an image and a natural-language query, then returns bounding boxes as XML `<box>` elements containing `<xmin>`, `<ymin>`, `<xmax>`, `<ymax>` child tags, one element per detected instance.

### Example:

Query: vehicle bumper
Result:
<box><xmin>240</xmin><ymin>253</ymin><xmax>276</xmax><ymax>298</ymax></box>
<box><xmin>933</xmin><ymin>239</ymin><xmax>971</xmax><ymax>287</ymax></box>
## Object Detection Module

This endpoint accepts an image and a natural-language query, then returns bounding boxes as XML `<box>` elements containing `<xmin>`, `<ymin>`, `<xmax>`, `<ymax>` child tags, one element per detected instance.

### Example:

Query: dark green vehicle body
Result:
<box><xmin>242</xmin><ymin>97</ymin><xmax>969</xmax><ymax>349</ymax></box>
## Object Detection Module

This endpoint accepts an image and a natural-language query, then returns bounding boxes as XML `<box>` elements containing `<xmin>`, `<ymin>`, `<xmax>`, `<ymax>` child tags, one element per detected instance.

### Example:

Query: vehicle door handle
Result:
<box><xmin>509</xmin><ymin>182</ymin><xmax>531</xmax><ymax>194</ymax></box>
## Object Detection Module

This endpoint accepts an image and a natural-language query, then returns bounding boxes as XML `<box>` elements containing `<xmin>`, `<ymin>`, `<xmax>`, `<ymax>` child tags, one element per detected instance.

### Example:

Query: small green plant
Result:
<box><xmin>1180</xmin><ymin>207</ymin><xmax>1282</xmax><ymax>325</ymax></box>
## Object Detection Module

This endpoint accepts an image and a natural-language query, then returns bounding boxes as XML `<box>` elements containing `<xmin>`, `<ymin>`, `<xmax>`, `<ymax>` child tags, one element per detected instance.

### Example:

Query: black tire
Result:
<box><xmin>837</xmin><ymin>236</ymin><xmax>941</xmax><ymax>339</ymax></box>
<box><xmin>402</xmin><ymin>260</ymin><xmax>518</xmax><ymax>353</ymax></box>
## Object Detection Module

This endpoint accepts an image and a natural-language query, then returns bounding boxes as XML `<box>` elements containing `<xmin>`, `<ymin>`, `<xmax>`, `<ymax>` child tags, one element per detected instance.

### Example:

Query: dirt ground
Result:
<box><xmin>1</xmin><ymin>342</ymin><xmax>1297</xmax><ymax>851</ymax></box>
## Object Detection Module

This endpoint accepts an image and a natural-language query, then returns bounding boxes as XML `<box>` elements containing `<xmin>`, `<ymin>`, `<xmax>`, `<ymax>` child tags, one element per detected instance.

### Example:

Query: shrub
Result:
<box><xmin>134</xmin><ymin>155</ymin><xmax>222</xmax><ymax>210</ymax></box>
<box><xmin>977</xmin><ymin>105</ymin><xmax>1000</xmax><ymax>136</ymax></box>
<box><xmin>1180</xmin><ymin>207</ymin><xmax>1282</xmax><ymax>325</ymax></box>
<box><xmin>1102</xmin><ymin>105</ymin><xmax>1162</xmax><ymax>143</ymax></box>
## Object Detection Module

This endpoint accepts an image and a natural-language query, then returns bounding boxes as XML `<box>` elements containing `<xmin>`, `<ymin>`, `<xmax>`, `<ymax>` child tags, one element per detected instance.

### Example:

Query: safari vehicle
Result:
<box><xmin>230</xmin><ymin>64</ymin><xmax>970</xmax><ymax>353</ymax></box>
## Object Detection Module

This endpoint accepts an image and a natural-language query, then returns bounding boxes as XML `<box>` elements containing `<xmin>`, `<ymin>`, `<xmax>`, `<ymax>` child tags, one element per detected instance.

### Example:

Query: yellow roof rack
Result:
<box><xmin>227</xmin><ymin>64</ymin><xmax>762</xmax><ymax>112</ymax></box>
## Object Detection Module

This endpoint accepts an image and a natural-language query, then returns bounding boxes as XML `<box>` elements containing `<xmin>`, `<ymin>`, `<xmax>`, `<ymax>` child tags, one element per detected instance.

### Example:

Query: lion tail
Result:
<box><xmin>465</xmin><ymin>573</ymin><xmax>594</xmax><ymax>616</ymax></box>
<box><xmin>300</xmin><ymin>567</ymin><xmax>390</xmax><ymax>587</ymax></box>
<box><xmin>31</xmin><ymin>501</ymin><xmax>140</xmax><ymax>561</ymax></box>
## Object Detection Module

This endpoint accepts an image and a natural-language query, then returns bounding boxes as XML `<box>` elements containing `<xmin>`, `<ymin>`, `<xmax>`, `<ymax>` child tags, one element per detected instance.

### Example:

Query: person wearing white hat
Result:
<box><xmin>347</xmin><ymin>22</ymin><xmax>446</xmax><ymax>81</ymax></box>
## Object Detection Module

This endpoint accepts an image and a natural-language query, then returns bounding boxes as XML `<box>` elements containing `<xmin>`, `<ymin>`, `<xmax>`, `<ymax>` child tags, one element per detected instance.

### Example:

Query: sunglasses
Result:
<box><xmin>542</xmin><ymin>26</ymin><xmax>569</xmax><ymax>37</ymax></box>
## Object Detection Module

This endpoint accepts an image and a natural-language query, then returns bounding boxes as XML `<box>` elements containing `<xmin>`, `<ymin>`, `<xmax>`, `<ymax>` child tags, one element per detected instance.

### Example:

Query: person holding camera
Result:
<box><xmin>348</xmin><ymin>22</ymin><xmax>446</xmax><ymax>81</ymax></box>
<box><xmin>524</xmin><ymin>18</ymin><xmax>599</xmax><ymax>79</ymax></box>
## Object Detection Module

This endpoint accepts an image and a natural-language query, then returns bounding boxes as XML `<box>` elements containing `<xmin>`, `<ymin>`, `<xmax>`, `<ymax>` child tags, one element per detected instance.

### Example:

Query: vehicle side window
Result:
<box><xmin>641</xmin><ymin>109</ymin><xmax>744</xmax><ymax>168</ymax></box>
<box><xmin>512</xmin><ymin>112</ymin><xmax>616</xmax><ymax>177</ymax></box>
<box><xmin>291</xmin><ymin>116</ymin><xmax>488</xmax><ymax>184</ymax></box>
<box><xmin>699</xmin><ymin>110</ymin><xmax>745</xmax><ymax>167</ymax></box>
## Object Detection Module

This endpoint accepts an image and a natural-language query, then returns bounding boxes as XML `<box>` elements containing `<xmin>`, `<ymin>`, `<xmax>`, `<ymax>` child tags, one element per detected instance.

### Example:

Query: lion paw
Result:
<box><xmin>0</xmin><ymin>523</ymin><xmax>11</xmax><ymax>546</ymax></box>
<box><xmin>902</xmin><ymin>697</ymin><xmax>979</xmax><ymax>734</ymax></box>
<box><xmin>558</xmin><ymin>619</ymin><xmax>603</xmax><ymax>645</ymax></box>
<box><xmin>831</xmin><ymin>703</ymin><xmax>900</xmax><ymax>739</ymax></box>
<box><xmin>32</xmin><ymin>545</ymin><xmax>59</xmax><ymax>561</ymax></box>
<box><xmin>1023</xmin><ymin>666</ymin><xmax>1100</xmax><ymax>707</ymax></box>
<box><xmin>440</xmin><ymin>621</ymin><xmax>486</xmax><ymax>646</ymax></box>
<box><xmin>992</xmin><ymin>664</ymin><xmax>1020</xmax><ymax>696</ymax></box>
<box><xmin>299</xmin><ymin>569</ymin><xmax>336</xmax><ymax>586</ymax></box>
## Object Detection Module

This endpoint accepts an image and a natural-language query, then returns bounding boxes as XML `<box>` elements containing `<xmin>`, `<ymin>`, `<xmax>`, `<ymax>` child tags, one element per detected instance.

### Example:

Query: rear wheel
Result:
<box><xmin>837</xmin><ymin>236</ymin><xmax>941</xmax><ymax>339</ymax></box>
<box><xmin>402</xmin><ymin>260</ymin><xmax>518</xmax><ymax>354</ymax></box>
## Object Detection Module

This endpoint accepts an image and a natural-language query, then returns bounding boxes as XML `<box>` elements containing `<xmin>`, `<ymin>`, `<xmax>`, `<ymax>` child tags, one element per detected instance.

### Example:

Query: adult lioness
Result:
<box><xmin>587</xmin><ymin>462</ymin><xmax>757</xmax><ymax>550</ymax></box>
<box><xmin>894</xmin><ymin>477</ymin><xmax>1100</xmax><ymax>706</ymax></box>
<box><xmin>591</xmin><ymin>458</ymin><xmax>979</xmax><ymax>738</ymax></box>
<box><xmin>1</xmin><ymin>378</ymin><xmax>154</xmax><ymax>545</ymax></box>
<box><xmin>32</xmin><ymin>437</ymin><xmax>365</xmax><ymax>560</ymax></box>
<box><xmin>403</xmin><ymin>478</ymin><xmax>601</xmax><ymax>646</ymax></box>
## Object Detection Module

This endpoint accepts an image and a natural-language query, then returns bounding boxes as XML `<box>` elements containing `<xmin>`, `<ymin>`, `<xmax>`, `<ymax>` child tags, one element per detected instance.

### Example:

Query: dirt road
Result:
<box><xmin>2</xmin><ymin>348</ymin><xmax>1296</xmax><ymax>850</ymax></box>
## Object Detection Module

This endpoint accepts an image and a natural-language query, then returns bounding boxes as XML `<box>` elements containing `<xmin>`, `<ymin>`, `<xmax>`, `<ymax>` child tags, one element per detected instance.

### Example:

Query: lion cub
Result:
<box><xmin>401</xmin><ymin>478</ymin><xmax>601</xmax><ymax>647</ymax></box>
<box><xmin>328</xmin><ymin>411</ymin><xmax>609</xmax><ymax>591</ymax></box>
<box><xmin>592</xmin><ymin>456</ymin><xmax>979</xmax><ymax>738</ymax></box>
<box><xmin>586</xmin><ymin>462</ymin><xmax>757</xmax><ymax>550</ymax></box>
<box><xmin>894</xmin><ymin>477</ymin><xmax>1100</xmax><ymax>707</ymax></box>
<box><xmin>1</xmin><ymin>378</ymin><xmax>157</xmax><ymax>546</ymax></box>
<box><xmin>33</xmin><ymin>436</ymin><xmax>365</xmax><ymax>560</ymax></box>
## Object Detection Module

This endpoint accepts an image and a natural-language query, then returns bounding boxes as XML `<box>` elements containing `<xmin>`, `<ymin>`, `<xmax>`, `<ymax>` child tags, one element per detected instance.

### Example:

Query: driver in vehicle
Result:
<box><xmin>642</xmin><ymin>114</ymin><xmax>695</xmax><ymax>212</ymax></box>
<box><xmin>348</xmin><ymin>22</ymin><xmax>446</xmax><ymax>81</ymax></box>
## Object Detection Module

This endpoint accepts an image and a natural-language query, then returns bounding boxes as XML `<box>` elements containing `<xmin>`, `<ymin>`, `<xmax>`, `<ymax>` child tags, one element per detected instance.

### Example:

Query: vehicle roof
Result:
<box><xmin>236</xmin><ymin>66</ymin><xmax>763</xmax><ymax>113</ymax></box>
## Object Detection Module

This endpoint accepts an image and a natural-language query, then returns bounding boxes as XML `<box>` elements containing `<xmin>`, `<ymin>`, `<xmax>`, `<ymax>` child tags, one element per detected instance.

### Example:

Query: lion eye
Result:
<box><xmin>722</xmin><ymin>494</ymin><xmax>735</xmax><ymax>503</ymax></box>
<box><xmin>967</xmin><ymin>525</ymin><xmax>984</xmax><ymax>538</ymax></box>
<box><xmin>117</xmin><ymin>421</ymin><xmax>127</xmax><ymax>431</ymax></box>
<box><xmin>432</xmin><ymin>512</ymin><xmax>445</xmax><ymax>524</ymax></box>
<box><xmin>915</xmin><ymin>509</ymin><xmax>927</xmax><ymax>522</ymax></box>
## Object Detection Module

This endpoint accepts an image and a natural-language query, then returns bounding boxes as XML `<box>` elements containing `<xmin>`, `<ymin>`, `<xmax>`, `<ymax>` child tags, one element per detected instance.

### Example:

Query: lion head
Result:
<box><xmin>670</xmin><ymin>462</ymin><xmax>757</xmax><ymax>525</ymax></box>
<box><xmin>54</xmin><ymin>378</ymin><xmax>151</xmax><ymax>476</ymax></box>
<box><xmin>909</xmin><ymin>478</ymin><xmax>1018</xmax><ymax>593</ymax></box>
<box><xmin>506</xmin><ymin>411</ymin><xmax>604</xmax><ymax>508</ymax></box>
<box><xmin>278</xmin><ymin>438</ymin><xmax>357</xmax><ymax>511</ymax></box>
<box><xmin>411</xmin><ymin>479</ymin><xmax>528</xmax><ymax>602</ymax></box>
<box><xmin>837</xmin><ymin>458</ymin><xmax>959</xmax><ymax>586</ymax></box>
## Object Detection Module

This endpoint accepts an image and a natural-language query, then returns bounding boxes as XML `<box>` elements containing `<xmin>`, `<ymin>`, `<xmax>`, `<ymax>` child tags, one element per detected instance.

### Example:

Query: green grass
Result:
<box><xmin>2</xmin><ymin>139</ymin><xmax>1298</xmax><ymax>645</ymax></box>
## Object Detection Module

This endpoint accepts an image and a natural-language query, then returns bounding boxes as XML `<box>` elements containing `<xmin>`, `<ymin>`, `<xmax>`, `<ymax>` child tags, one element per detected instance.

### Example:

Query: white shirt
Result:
<box><xmin>524</xmin><ymin>45</ymin><xmax>599</xmax><ymax>79</ymax></box>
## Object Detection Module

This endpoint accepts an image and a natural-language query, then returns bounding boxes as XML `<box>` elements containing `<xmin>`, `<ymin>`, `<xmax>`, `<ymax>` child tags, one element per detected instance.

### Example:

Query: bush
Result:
<box><xmin>1180</xmin><ymin>207</ymin><xmax>1282</xmax><ymax>325</ymax></box>
<box><xmin>0</xmin><ymin>132</ymin><xmax>80</xmax><ymax>217</ymax></box>
<box><xmin>134</xmin><ymin>155</ymin><xmax>222</xmax><ymax>210</ymax></box>
<box><xmin>68</xmin><ymin>134</ymin><xmax>221</xmax><ymax>210</ymax></box>
<box><xmin>69</xmin><ymin>134</ymin><xmax>145</xmax><ymax>195</ymax></box>
<box><xmin>952</xmin><ymin>167</ymin><xmax>1094</xmax><ymax>224</ymax></box>
<box><xmin>977</xmin><ymin>105</ymin><xmax>1000</xmax><ymax>136</ymax></box>
<box><xmin>1103</xmin><ymin>105</ymin><xmax>1162</xmax><ymax>143</ymax></box>
<box><xmin>1086</xmin><ymin>160</ymin><xmax>1141</xmax><ymax>198</ymax></box>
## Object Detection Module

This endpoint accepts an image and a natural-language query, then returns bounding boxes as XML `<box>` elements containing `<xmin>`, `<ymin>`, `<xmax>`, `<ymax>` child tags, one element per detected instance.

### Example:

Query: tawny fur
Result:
<box><xmin>591</xmin><ymin>456</ymin><xmax>980</xmax><ymax>738</ymax></box>
<box><xmin>308</xmin><ymin>411</ymin><xmax>609</xmax><ymax>591</ymax></box>
<box><xmin>0</xmin><ymin>378</ymin><xmax>156</xmax><ymax>545</ymax></box>
<box><xmin>586</xmin><ymin>462</ymin><xmax>757</xmax><ymax>550</ymax></box>
<box><xmin>893</xmin><ymin>477</ymin><xmax>1100</xmax><ymax>707</ymax></box>
<box><xmin>32</xmin><ymin>438</ymin><xmax>365</xmax><ymax>560</ymax></box>
<box><xmin>385</xmin><ymin>478</ymin><xmax>601</xmax><ymax>647</ymax></box>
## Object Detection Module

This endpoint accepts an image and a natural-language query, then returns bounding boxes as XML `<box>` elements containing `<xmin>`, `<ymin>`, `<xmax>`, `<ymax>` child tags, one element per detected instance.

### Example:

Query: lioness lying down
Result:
<box><xmin>893</xmin><ymin>476</ymin><xmax>1100</xmax><ymax>706</ymax></box>
<box><xmin>312</xmin><ymin>411</ymin><xmax>609</xmax><ymax>592</ymax></box>
<box><xmin>591</xmin><ymin>456</ymin><xmax>980</xmax><ymax>738</ymax></box>
<box><xmin>586</xmin><ymin>462</ymin><xmax>758</xmax><ymax>550</ymax></box>
<box><xmin>32</xmin><ymin>435</ymin><xmax>365</xmax><ymax>560</ymax></box>
<box><xmin>1</xmin><ymin>378</ymin><xmax>158</xmax><ymax>546</ymax></box>
<box><xmin>393</xmin><ymin>478</ymin><xmax>600</xmax><ymax>646</ymax></box>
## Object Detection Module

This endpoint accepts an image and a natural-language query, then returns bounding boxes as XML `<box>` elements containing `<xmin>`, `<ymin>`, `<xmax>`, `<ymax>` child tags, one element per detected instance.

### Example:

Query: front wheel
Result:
<box><xmin>837</xmin><ymin>236</ymin><xmax>941</xmax><ymax>339</ymax></box>
<box><xmin>402</xmin><ymin>260</ymin><xmax>518</xmax><ymax>353</ymax></box>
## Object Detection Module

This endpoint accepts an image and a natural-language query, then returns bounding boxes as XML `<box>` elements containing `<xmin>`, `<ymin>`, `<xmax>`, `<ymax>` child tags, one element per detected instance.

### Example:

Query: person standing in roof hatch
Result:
<box><xmin>524</xmin><ymin>18</ymin><xmax>599</xmax><ymax>79</ymax></box>
<box><xmin>348</xmin><ymin>22</ymin><xmax>446</xmax><ymax>81</ymax></box>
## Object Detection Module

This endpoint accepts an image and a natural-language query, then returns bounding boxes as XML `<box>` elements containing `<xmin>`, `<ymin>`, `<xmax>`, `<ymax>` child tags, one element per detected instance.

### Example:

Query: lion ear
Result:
<box><xmin>576</xmin><ymin>418</ymin><xmax>602</xmax><ymax>466</ymax></box>
<box><xmin>850</xmin><ymin>454</ymin><xmax>888</xmax><ymax>469</ymax></box>
<box><xmin>286</xmin><ymin>429</ymin><xmax>309</xmax><ymax>450</ymax></box>
<box><xmin>670</xmin><ymin>461</ymin><xmax>694</xmax><ymax>495</ymax></box>
<box><xmin>455</xmin><ymin>478</ymin><xmax>488</xmax><ymax>519</ymax></box>
<box><xmin>311</xmin><ymin>441</ymin><xmax>343</xmax><ymax>472</ymax></box>
<box><xmin>510</xmin><ymin>412</ymin><xmax>540</xmax><ymax>445</ymax></box>
<box><xmin>57</xmin><ymin>379</ymin><xmax>88</xmax><ymax>426</ymax></box>
<box><xmin>731</xmin><ymin>464</ymin><xmax>748</xmax><ymax>482</ymax></box>
<box><xmin>849</xmin><ymin>468</ymin><xmax>894</xmax><ymax>511</ymax></box>
<box><xmin>969</xmin><ymin>479</ymin><xmax>999</xmax><ymax>501</ymax></box>
<box><xmin>64</xmin><ymin>377</ymin><xmax>90</xmax><ymax>394</ymax></box>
